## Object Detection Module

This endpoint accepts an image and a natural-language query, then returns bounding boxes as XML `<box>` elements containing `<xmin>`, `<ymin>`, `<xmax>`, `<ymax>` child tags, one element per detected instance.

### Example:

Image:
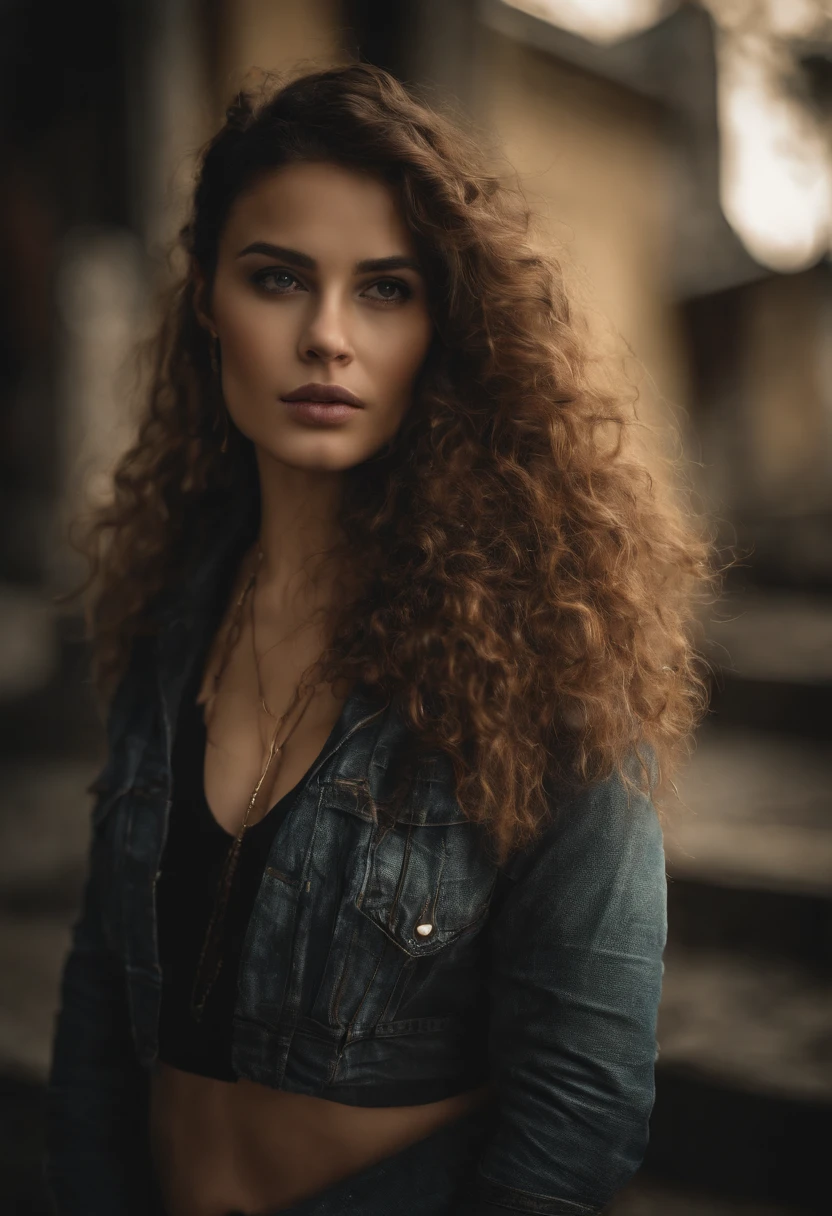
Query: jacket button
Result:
<box><xmin>415</xmin><ymin>922</ymin><xmax>434</xmax><ymax>937</ymax></box>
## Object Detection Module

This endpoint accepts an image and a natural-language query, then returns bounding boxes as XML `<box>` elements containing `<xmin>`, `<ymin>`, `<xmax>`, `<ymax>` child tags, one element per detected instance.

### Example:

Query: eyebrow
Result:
<box><xmin>235</xmin><ymin>241</ymin><xmax>421</xmax><ymax>275</ymax></box>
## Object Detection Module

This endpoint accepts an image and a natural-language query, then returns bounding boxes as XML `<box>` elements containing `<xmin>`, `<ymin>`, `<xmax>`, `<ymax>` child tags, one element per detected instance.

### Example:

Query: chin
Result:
<box><xmin>264</xmin><ymin>436</ymin><xmax>374</xmax><ymax>473</ymax></box>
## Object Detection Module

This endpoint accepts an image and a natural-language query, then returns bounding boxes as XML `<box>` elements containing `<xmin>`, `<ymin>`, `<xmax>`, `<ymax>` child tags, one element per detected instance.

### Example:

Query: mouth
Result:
<box><xmin>280</xmin><ymin>383</ymin><xmax>366</xmax><ymax>408</ymax></box>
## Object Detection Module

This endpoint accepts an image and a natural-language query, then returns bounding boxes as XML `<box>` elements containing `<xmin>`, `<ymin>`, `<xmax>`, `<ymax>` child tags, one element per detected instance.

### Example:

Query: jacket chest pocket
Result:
<box><xmin>306</xmin><ymin>773</ymin><xmax>498</xmax><ymax>1037</ymax></box>
<box><xmin>356</xmin><ymin>796</ymin><xmax>498</xmax><ymax>959</ymax></box>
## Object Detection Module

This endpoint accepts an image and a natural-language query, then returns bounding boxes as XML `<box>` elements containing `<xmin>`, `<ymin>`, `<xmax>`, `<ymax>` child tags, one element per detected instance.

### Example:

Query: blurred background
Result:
<box><xmin>1</xmin><ymin>1</ymin><xmax>831</xmax><ymax>1212</ymax></box>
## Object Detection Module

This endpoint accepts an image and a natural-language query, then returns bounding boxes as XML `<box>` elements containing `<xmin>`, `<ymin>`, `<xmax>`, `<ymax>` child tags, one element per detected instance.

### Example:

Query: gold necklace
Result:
<box><xmin>190</xmin><ymin>542</ymin><xmax>322</xmax><ymax>1021</ymax></box>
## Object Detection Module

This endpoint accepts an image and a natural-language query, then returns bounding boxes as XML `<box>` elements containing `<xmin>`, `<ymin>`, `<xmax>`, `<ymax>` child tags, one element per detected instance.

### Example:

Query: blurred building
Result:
<box><xmin>1</xmin><ymin>2</ymin><xmax>830</xmax><ymax>1213</ymax></box>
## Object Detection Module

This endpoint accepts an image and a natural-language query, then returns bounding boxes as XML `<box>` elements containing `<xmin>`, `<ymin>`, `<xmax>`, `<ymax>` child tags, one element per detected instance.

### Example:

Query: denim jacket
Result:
<box><xmin>46</xmin><ymin>492</ymin><xmax>668</xmax><ymax>1216</ymax></box>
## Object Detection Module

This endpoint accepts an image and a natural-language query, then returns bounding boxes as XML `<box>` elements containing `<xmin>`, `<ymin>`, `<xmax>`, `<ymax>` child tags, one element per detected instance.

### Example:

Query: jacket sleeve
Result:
<box><xmin>467</xmin><ymin>751</ymin><xmax>667</xmax><ymax>1215</ymax></box>
<box><xmin>45</xmin><ymin>635</ymin><xmax>165</xmax><ymax>1214</ymax></box>
<box><xmin>45</xmin><ymin>781</ymin><xmax>160</xmax><ymax>1214</ymax></box>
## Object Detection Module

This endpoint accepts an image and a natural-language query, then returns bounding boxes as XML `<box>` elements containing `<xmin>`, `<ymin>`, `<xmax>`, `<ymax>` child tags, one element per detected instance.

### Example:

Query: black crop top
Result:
<box><xmin>155</xmin><ymin>630</ymin><xmax>303</xmax><ymax>1081</ymax></box>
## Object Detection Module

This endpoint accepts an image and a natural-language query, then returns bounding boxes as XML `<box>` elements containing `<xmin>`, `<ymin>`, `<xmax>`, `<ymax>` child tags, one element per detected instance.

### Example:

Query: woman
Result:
<box><xmin>46</xmin><ymin>63</ymin><xmax>721</xmax><ymax>1216</ymax></box>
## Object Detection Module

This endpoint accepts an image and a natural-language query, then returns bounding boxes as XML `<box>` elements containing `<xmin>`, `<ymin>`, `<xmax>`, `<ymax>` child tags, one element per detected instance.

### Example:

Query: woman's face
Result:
<box><xmin>202</xmin><ymin>160</ymin><xmax>434</xmax><ymax>470</ymax></box>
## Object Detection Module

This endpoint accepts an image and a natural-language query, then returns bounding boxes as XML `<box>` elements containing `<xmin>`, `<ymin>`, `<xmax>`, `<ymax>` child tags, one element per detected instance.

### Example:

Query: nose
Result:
<box><xmin>298</xmin><ymin>293</ymin><xmax>353</xmax><ymax>366</ymax></box>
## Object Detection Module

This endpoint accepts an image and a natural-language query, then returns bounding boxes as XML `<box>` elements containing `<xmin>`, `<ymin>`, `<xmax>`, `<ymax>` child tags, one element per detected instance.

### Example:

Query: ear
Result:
<box><xmin>192</xmin><ymin>261</ymin><xmax>215</xmax><ymax>335</ymax></box>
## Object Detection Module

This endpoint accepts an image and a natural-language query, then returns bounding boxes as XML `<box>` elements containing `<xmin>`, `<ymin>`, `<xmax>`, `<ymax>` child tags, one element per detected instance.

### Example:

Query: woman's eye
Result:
<box><xmin>361</xmin><ymin>278</ymin><xmax>411</xmax><ymax>304</ymax></box>
<box><xmin>250</xmin><ymin>271</ymin><xmax>410</xmax><ymax>303</ymax></box>
<box><xmin>252</xmin><ymin>268</ymin><xmax>302</xmax><ymax>294</ymax></box>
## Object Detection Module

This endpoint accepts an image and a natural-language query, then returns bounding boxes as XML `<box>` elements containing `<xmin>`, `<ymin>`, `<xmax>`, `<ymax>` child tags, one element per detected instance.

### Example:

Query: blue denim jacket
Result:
<box><xmin>46</xmin><ymin>494</ymin><xmax>667</xmax><ymax>1216</ymax></box>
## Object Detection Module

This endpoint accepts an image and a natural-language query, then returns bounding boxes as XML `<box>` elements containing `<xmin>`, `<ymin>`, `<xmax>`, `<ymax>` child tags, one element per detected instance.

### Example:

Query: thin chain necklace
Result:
<box><xmin>249</xmin><ymin>546</ymin><xmax>314</xmax><ymax>724</ymax></box>
<box><xmin>190</xmin><ymin>543</ymin><xmax>321</xmax><ymax>1021</ymax></box>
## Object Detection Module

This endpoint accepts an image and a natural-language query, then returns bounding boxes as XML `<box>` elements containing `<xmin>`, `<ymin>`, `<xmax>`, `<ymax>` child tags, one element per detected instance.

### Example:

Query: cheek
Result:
<box><xmin>375</xmin><ymin>317</ymin><xmax>433</xmax><ymax>399</ymax></box>
<box><xmin>225</xmin><ymin>316</ymin><xmax>283</xmax><ymax>376</ymax></box>
<box><xmin>215</xmin><ymin>289</ymin><xmax>290</xmax><ymax>378</ymax></box>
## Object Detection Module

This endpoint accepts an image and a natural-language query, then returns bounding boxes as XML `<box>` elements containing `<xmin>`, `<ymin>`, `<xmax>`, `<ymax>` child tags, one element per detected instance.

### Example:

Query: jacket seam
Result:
<box><xmin>476</xmin><ymin>1172</ymin><xmax>602</xmax><ymax>1215</ymax></box>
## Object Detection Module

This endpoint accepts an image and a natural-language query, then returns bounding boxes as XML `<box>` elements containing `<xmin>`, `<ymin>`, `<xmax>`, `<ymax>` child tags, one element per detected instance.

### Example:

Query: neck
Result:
<box><xmin>253</xmin><ymin>446</ymin><xmax>348</xmax><ymax>620</ymax></box>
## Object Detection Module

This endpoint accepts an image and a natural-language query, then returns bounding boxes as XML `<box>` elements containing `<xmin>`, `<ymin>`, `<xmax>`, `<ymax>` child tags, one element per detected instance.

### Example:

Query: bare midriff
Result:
<box><xmin>149</xmin><ymin>1066</ymin><xmax>493</xmax><ymax>1216</ymax></box>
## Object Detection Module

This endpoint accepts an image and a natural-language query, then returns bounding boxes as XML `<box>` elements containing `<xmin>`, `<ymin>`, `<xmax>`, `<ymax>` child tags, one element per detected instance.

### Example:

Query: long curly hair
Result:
<box><xmin>62</xmin><ymin>62</ymin><xmax>729</xmax><ymax>867</ymax></box>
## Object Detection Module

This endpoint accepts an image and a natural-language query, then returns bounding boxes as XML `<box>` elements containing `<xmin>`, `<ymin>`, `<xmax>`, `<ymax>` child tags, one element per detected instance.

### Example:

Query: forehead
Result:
<box><xmin>220</xmin><ymin>160</ymin><xmax>416</xmax><ymax>260</ymax></box>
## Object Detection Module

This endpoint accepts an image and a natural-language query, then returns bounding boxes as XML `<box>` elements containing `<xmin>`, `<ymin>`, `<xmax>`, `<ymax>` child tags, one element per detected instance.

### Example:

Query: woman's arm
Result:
<box><xmin>45</xmin><ymin>790</ymin><xmax>160</xmax><ymax>1215</ymax></box>
<box><xmin>467</xmin><ymin>750</ymin><xmax>667</xmax><ymax>1215</ymax></box>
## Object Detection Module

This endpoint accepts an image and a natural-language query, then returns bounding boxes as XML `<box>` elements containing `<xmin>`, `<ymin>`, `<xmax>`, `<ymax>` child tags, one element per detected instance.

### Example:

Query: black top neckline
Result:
<box><xmin>190</xmin><ymin>685</ymin><xmax>305</xmax><ymax>840</ymax></box>
<box><xmin>156</xmin><ymin>624</ymin><xmax>305</xmax><ymax>1082</ymax></box>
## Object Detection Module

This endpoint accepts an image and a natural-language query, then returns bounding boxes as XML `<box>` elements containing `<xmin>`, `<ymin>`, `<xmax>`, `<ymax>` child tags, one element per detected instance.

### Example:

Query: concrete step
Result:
<box><xmin>0</xmin><ymin>584</ymin><xmax>59</xmax><ymax>703</ymax></box>
<box><xmin>0</xmin><ymin>609</ymin><xmax>102</xmax><ymax>761</ymax></box>
<box><xmin>0</xmin><ymin>916</ymin><xmax>71</xmax><ymax>1083</ymax></box>
<box><xmin>701</xmin><ymin>587</ymin><xmax>832</xmax><ymax>685</ymax></box>
<box><xmin>641</xmin><ymin>946</ymin><xmax>831</xmax><ymax>1212</ymax></box>
<box><xmin>666</xmin><ymin>725</ymin><xmax>832</xmax><ymax>898</ymax></box>
<box><xmin>0</xmin><ymin>759</ymin><xmax>97</xmax><ymax>902</ymax></box>
<box><xmin>699</xmin><ymin>588</ymin><xmax>832</xmax><ymax>740</ymax></box>
<box><xmin>663</xmin><ymin>724</ymin><xmax>832</xmax><ymax>965</ymax></box>
<box><xmin>722</xmin><ymin>510</ymin><xmax>832</xmax><ymax>596</ymax></box>
<box><xmin>706</xmin><ymin>674</ymin><xmax>832</xmax><ymax>742</ymax></box>
<box><xmin>658</xmin><ymin>947</ymin><xmax>832</xmax><ymax>1104</ymax></box>
<box><xmin>667</xmin><ymin>878</ymin><xmax>831</xmax><ymax>967</ymax></box>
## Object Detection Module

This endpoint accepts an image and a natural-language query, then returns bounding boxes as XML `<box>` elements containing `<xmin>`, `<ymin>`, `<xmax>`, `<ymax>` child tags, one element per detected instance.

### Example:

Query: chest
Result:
<box><xmin>194</xmin><ymin>615</ymin><xmax>355</xmax><ymax>836</ymax></box>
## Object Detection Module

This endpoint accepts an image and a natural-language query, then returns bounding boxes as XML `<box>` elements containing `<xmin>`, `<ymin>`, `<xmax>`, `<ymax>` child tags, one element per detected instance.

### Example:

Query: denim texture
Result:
<box><xmin>45</xmin><ymin>494</ymin><xmax>668</xmax><ymax>1216</ymax></box>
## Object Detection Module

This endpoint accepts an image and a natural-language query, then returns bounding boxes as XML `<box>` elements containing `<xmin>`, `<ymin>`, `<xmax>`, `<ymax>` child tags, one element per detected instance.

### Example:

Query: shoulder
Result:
<box><xmin>511</xmin><ymin>743</ymin><xmax>660</xmax><ymax>863</ymax></box>
<box><xmin>493</xmin><ymin>745</ymin><xmax>666</xmax><ymax>936</ymax></box>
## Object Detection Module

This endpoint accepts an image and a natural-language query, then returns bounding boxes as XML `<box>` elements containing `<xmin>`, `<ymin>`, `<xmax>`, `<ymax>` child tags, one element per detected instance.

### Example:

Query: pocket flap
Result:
<box><xmin>357</xmin><ymin>820</ymin><xmax>497</xmax><ymax>957</ymax></box>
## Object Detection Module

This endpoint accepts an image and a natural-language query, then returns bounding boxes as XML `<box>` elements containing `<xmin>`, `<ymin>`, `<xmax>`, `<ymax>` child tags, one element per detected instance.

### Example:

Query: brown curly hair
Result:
<box><xmin>62</xmin><ymin>62</ymin><xmax>729</xmax><ymax>867</ymax></box>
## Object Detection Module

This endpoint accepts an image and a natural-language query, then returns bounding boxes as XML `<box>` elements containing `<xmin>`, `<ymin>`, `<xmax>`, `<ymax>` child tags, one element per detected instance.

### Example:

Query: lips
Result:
<box><xmin>280</xmin><ymin>383</ymin><xmax>365</xmax><ymax>407</ymax></box>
